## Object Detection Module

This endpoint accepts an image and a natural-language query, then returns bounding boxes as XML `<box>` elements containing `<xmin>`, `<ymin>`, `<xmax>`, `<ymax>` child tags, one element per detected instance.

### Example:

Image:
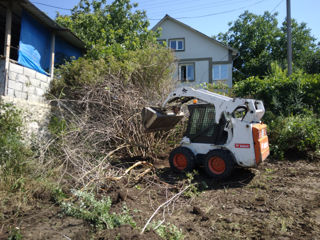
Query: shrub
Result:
<box><xmin>268</xmin><ymin>113</ymin><xmax>320</xmax><ymax>159</ymax></box>
<box><xmin>51</xmin><ymin>44</ymin><xmax>175</xmax><ymax>96</ymax></box>
<box><xmin>0</xmin><ymin>101</ymin><xmax>31</xmax><ymax>177</ymax></box>
<box><xmin>233</xmin><ymin>63</ymin><xmax>320</xmax><ymax>116</ymax></box>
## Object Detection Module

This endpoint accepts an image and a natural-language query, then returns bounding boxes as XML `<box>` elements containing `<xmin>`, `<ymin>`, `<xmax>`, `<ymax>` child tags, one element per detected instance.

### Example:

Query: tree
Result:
<box><xmin>304</xmin><ymin>48</ymin><xmax>320</xmax><ymax>74</ymax></box>
<box><xmin>278</xmin><ymin>20</ymin><xmax>317</xmax><ymax>71</ymax></box>
<box><xmin>216</xmin><ymin>11</ymin><xmax>318</xmax><ymax>80</ymax></box>
<box><xmin>56</xmin><ymin>0</ymin><xmax>158</xmax><ymax>59</ymax></box>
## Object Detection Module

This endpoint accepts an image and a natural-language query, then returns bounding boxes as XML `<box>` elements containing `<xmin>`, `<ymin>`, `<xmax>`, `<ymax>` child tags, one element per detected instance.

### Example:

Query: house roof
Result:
<box><xmin>152</xmin><ymin>14</ymin><xmax>238</xmax><ymax>56</ymax></box>
<box><xmin>13</xmin><ymin>0</ymin><xmax>85</xmax><ymax>50</ymax></box>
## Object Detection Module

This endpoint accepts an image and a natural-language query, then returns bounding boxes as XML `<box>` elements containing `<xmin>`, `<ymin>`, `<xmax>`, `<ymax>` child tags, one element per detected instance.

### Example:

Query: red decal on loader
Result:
<box><xmin>235</xmin><ymin>144</ymin><xmax>250</xmax><ymax>148</ymax></box>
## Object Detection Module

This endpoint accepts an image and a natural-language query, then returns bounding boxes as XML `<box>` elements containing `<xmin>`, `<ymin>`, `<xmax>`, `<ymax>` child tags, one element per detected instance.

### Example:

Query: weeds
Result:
<box><xmin>60</xmin><ymin>190</ymin><xmax>136</xmax><ymax>229</ymax></box>
<box><xmin>183</xmin><ymin>171</ymin><xmax>200</xmax><ymax>198</ymax></box>
<box><xmin>151</xmin><ymin>221</ymin><xmax>184</xmax><ymax>240</ymax></box>
<box><xmin>0</xmin><ymin>101</ymin><xmax>32</xmax><ymax>179</ymax></box>
<box><xmin>7</xmin><ymin>227</ymin><xmax>22</xmax><ymax>240</ymax></box>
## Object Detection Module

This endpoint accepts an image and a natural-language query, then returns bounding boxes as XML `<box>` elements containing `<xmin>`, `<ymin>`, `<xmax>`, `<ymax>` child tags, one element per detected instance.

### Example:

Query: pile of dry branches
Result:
<box><xmin>44</xmin><ymin>68</ymin><xmax>182</xmax><ymax>187</ymax></box>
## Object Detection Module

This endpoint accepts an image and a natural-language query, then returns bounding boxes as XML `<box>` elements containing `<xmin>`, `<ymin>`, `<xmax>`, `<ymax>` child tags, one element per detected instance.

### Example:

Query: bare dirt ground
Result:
<box><xmin>1</xmin><ymin>158</ymin><xmax>320</xmax><ymax>240</ymax></box>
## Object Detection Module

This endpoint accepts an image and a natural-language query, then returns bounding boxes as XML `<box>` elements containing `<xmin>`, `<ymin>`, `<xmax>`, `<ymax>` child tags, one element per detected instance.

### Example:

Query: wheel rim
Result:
<box><xmin>173</xmin><ymin>153</ymin><xmax>187</xmax><ymax>170</ymax></box>
<box><xmin>208</xmin><ymin>156</ymin><xmax>226</xmax><ymax>174</ymax></box>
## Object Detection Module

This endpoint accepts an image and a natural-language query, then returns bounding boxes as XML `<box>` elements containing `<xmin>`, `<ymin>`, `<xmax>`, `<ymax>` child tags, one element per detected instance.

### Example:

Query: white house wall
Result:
<box><xmin>157</xmin><ymin>19</ymin><xmax>233</xmax><ymax>87</ymax></box>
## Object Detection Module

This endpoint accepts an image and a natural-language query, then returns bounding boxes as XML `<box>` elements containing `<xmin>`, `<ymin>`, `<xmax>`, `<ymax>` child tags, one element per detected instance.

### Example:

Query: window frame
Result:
<box><xmin>168</xmin><ymin>38</ymin><xmax>185</xmax><ymax>51</ymax></box>
<box><xmin>179</xmin><ymin>62</ymin><xmax>195</xmax><ymax>82</ymax></box>
<box><xmin>212</xmin><ymin>64</ymin><xmax>229</xmax><ymax>81</ymax></box>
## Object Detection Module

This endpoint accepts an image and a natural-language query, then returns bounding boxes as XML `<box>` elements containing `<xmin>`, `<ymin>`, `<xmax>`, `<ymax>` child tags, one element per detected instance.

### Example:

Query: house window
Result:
<box><xmin>212</xmin><ymin>64</ymin><xmax>229</xmax><ymax>80</ymax></box>
<box><xmin>179</xmin><ymin>63</ymin><xmax>194</xmax><ymax>81</ymax></box>
<box><xmin>169</xmin><ymin>39</ymin><xmax>184</xmax><ymax>51</ymax></box>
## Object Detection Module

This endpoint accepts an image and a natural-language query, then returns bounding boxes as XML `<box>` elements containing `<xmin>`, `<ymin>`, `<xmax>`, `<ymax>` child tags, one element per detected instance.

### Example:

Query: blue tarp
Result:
<box><xmin>55</xmin><ymin>36</ymin><xmax>82</xmax><ymax>66</ymax></box>
<box><xmin>18</xmin><ymin>11</ymin><xmax>82</xmax><ymax>75</ymax></box>
<box><xmin>18</xmin><ymin>11</ymin><xmax>51</xmax><ymax>75</ymax></box>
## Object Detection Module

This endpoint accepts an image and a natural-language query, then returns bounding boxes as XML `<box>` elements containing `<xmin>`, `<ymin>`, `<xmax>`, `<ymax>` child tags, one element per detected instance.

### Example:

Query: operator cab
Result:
<box><xmin>185</xmin><ymin>104</ymin><xmax>228</xmax><ymax>145</ymax></box>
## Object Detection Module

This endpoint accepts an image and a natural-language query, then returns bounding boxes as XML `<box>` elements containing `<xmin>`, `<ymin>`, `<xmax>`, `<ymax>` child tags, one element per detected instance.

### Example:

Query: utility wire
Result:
<box><xmin>270</xmin><ymin>0</ymin><xmax>285</xmax><ymax>13</ymax></box>
<box><xmin>155</xmin><ymin>0</ymin><xmax>260</xmax><ymax>17</ymax></box>
<box><xmin>31</xmin><ymin>1</ymin><xmax>72</xmax><ymax>11</ymax></box>
<box><xmin>149</xmin><ymin>0</ymin><xmax>265</xmax><ymax>20</ymax></box>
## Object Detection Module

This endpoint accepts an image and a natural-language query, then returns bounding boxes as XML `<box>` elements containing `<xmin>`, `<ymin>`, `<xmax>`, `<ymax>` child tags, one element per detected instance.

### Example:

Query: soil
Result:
<box><xmin>1</xmin><ymin>158</ymin><xmax>320</xmax><ymax>240</ymax></box>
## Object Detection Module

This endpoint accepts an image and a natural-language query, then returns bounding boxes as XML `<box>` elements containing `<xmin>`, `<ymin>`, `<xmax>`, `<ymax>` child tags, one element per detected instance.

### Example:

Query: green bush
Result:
<box><xmin>233</xmin><ymin>64</ymin><xmax>320</xmax><ymax>160</ymax></box>
<box><xmin>268</xmin><ymin>113</ymin><xmax>320</xmax><ymax>159</ymax></box>
<box><xmin>233</xmin><ymin>63</ymin><xmax>320</xmax><ymax>115</ymax></box>
<box><xmin>0</xmin><ymin>101</ymin><xmax>31</xmax><ymax>177</ymax></box>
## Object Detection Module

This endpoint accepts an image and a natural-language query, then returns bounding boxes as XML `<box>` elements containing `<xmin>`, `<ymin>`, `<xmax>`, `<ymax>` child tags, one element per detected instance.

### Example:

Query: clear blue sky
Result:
<box><xmin>32</xmin><ymin>0</ymin><xmax>319</xmax><ymax>42</ymax></box>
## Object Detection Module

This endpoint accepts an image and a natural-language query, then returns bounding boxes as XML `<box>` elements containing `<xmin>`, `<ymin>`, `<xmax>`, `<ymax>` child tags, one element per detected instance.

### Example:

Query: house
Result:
<box><xmin>152</xmin><ymin>15</ymin><xmax>238</xmax><ymax>87</ymax></box>
<box><xmin>0</xmin><ymin>0</ymin><xmax>85</xmax><ymax>103</ymax></box>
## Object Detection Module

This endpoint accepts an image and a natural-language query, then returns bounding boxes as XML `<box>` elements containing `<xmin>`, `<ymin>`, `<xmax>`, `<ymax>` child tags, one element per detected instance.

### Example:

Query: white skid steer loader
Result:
<box><xmin>142</xmin><ymin>87</ymin><xmax>269</xmax><ymax>179</ymax></box>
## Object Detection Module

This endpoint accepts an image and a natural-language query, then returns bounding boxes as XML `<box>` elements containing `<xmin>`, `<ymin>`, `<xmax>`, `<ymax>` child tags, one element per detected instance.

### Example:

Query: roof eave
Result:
<box><xmin>151</xmin><ymin>14</ymin><xmax>238</xmax><ymax>55</ymax></box>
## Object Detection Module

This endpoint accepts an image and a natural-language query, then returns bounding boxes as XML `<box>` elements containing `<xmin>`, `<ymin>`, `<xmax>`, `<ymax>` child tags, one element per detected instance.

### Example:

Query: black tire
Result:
<box><xmin>169</xmin><ymin>147</ymin><xmax>195</xmax><ymax>173</ymax></box>
<box><xmin>204</xmin><ymin>150</ymin><xmax>235</xmax><ymax>179</ymax></box>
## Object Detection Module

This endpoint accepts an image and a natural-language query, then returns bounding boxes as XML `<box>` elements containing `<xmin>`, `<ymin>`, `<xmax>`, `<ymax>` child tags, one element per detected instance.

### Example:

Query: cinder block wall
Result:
<box><xmin>6</xmin><ymin>61</ymin><xmax>51</xmax><ymax>103</ymax></box>
<box><xmin>0</xmin><ymin>60</ymin><xmax>52</xmax><ymax>142</ymax></box>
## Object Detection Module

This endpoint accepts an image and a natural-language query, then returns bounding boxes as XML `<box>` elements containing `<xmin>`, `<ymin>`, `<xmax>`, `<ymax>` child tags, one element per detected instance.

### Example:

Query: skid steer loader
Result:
<box><xmin>142</xmin><ymin>87</ymin><xmax>269</xmax><ymax>179</ymax></box>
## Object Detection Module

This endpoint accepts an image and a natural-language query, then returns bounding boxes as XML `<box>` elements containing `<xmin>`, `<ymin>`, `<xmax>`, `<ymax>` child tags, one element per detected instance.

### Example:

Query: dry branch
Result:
<box><xmin>140</xmin><ymin>185</ymin><xmax>190</xmax><ymax>234</ymax></box>
<box><xmin>106</xmin><ymin>161</ymin><xmax>153</xmax><ymax>181</ymax></box>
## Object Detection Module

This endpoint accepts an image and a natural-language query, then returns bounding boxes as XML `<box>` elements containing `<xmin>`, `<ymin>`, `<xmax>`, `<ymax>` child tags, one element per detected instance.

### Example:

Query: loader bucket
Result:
<box><xmin>142</xmin><ymin>107</ymin><xmax>184</xmax><ymax>132</ymax></box>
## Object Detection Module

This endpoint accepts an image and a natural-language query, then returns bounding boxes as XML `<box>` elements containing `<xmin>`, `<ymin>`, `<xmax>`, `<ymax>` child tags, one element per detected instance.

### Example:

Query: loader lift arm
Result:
<box><xmin>161</xmin><ymin>87</ymin><xmax>265</xmax><ymax>124</ymax></box>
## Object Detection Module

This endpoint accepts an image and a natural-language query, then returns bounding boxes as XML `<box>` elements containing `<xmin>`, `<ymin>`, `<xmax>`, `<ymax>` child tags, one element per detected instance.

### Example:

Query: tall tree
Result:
<box><xmin>56</xmin><ymin>0</ymin><xmax>158</xmax><ymax>59</ymax></box>
<box><xmin>278</xmin><ymin>20</ymin><xmax>317</xmax><ymax>71</ymax></box>
<box><xmin>216</xmin><ymin>11</ymin><xmax>318</xmax><ymax>80</ymax></box>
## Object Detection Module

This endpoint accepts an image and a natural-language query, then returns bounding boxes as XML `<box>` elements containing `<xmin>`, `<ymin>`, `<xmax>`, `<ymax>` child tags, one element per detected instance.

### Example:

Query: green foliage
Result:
<box><xmin>198</xmin><ymin>82</ymin><xmax>231</xmax><ymax>96</ymax></box>
<box><xmin>61</xmin><ymin>190</ymin><xmax>136</xmax><ymax>229</ymax></box>
<box><xmin>51</xmin><ymin>44</ymin><xmax>175</xmax><ymax>95</ymax></box>
<box><xmin>216</xmin><ymin>11</ymin><xmax>319</xmax><ymax>80</ymax></box>
<box><xmin>233</xmin><ymin>63</ymin><xmax>320</xmax><ymax>115</ymax></box>
<box><xmin>0</xmin><ymin>101</ymin><xmax>31</xmax><ymax>177</ymax></box>
<box><xmin>233</xmin><ymin>64</ymin><xmax>320</xmax><ymax>159</ymax></box>
<box><xmin>183</xmin><ymin>170</ymin><xmax>200</xmax><ymax>198</ymax></box>
<box><xmin>304</xmin><ymin>49</ymin><xmax>320</xmax><ymax>74</ymax></box>
<box><xmin>48</xmin><ymin>116</ymin><xmax>67</xmax><ymax>136</ymax></box>
<box><xmin>269</xmin><ymin>113</ymin><xmax>320</xmax><ymax>159</ymax></box>
<box><xmin>151</xmin><ymin>221</ymin><xmax>184</xmax><ymax>240</ymax></box>
<box><xmin>56</xmin><ymin>0</ymin><xmax>158</xmax><ymax>59</ymax></box>
<box><xmin>8</xmin><ymin>227</ymin><xmax>22</xmax><ymax>240</ymax></box>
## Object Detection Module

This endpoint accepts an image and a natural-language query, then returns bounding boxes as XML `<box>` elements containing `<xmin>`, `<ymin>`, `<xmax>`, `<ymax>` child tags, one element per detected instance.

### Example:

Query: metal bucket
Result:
<box><xmin>142</xmin><ymin>107</ymin><xmax>184</xmax><ymax>132</ymax></box>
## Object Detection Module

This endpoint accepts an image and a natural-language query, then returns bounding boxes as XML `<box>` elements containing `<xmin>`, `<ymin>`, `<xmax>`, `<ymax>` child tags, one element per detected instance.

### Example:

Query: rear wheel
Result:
<box><xmin>204</xmin><ymin>150</ymin><xmax>235</xmax><ymax>179</ymax></box>
<box><xmin>169</xmin><ymin>147</ymin><xmax>195</xmax><ymax>172</ymax></box>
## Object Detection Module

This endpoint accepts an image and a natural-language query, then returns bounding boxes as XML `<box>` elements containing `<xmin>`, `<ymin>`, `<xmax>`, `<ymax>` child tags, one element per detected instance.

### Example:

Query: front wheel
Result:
<box><xmin>204</xmin><ymin>150</ymin><xmax>235</xmax><ymax>179</ymax></box>
<box><xmin>169</xmin><ymin>147</ymin><xmax>195</xmax><ymax>173</ymax></box>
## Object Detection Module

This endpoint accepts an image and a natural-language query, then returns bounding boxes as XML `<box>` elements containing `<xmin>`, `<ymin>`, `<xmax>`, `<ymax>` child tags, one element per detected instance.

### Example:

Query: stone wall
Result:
<box><xmin>6</xmin><ymin>61</ymin><xmax>51</xmax><ymax>103</ymax></box>
<box><xmin>1</xmin><ymin>95</ymin><xmax>51</xmax><ymax>142</ymax></box>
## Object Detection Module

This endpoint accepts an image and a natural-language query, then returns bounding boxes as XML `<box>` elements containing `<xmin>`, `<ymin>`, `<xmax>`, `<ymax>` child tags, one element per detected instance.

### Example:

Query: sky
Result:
<box><xmin>32</xmin><ymin>0</ymin><xmax>320</xmax><ymax>42</ymax></box>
